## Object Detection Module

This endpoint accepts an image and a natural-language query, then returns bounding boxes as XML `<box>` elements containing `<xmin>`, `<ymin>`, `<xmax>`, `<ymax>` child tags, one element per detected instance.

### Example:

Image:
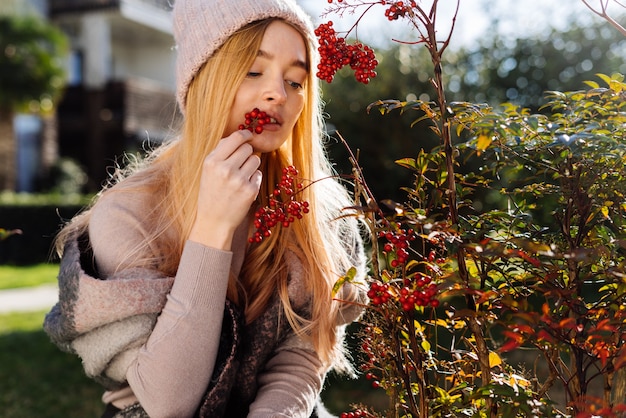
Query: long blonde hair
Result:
<box><xmin>56</xmin><ymin>19</ymin><xmax>363</xmax><ymax>367</ymax></box>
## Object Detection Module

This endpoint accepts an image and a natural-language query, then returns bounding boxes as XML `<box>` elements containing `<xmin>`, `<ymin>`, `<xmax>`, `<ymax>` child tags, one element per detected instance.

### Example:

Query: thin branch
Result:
<box><xmin>321</xmin><ymin>1</ymin><xmax>380</xmax><ymax>40</ymax></box>
<box><xmin>582</xmin><ymin>0</ymin><xmax>626</xmax><ymax>36</ymax></box>
<box><xmin>439</xmin><ymin>0</ymin><xmax>460</xmax><ymax>55</ymax></box>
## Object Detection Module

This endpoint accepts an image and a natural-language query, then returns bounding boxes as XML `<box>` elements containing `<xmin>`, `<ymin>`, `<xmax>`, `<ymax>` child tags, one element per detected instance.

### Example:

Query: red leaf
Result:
<box><xmin>502</xmin><ymin>330</ymin><xmax>525</xmax><ymax>343</ymax></box>
<box><xmin>559</xmin><ymin>317</ymin><xmax>577</xmax><ymax>330</ymax></box>
<box><xmin>512</xmin><ymin>324</ymin><xmax>535</xmax><ymax>336</ymax></box>
<box><xmin>594</xmin><ymin>318</ymin><xmax>615</xmax><ymax>333</ymax></box>
<box><xmin>510</xmin><ymin>249</ymin><xmax>542</xmax><ymax>267</ymax></box>
<box><xmin>499</xmin><ymin>339</ymin><xmax>521</xmax><ymax>353</ymax></box>
<box><xmin>537</xmin><ymin>329</ymin><xmax>555</xmax><ymax>343</ymax></box>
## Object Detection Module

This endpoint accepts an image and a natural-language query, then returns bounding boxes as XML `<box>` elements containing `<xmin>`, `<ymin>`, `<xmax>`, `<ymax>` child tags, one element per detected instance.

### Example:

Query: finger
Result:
<box><xmin>207</xmin><ymin>131</ymin><xmax>253</xmax><ymax>170</ymax></box>
<box><xmin>212</xmin><ymin>130</ymin><xmax>253</xmax><ymax>160</ymax></box>
<box><xmin>239</xmin><ymin>153</ymin><xmax>262</xmax><ymax>178</ymax></box>
<box><xmin>227</xmin><ymin>142</ymin><xmax>256</xmax><ymax>169</ymax></box>
<box><xmin>249</xmin><ymin>170</ymin><xmax>263</xmax><ymax>197</ymax></box>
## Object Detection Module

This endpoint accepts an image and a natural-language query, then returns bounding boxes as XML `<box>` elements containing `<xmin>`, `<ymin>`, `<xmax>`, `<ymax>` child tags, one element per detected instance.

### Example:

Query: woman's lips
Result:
<box><xmin>239</xmin><ymin>108</ymin><xmax>282</xmax><ymax>134</ymax></box>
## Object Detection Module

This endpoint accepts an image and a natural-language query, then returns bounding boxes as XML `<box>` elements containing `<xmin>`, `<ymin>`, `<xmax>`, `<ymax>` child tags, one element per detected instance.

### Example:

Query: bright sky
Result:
<box><xmin>299</xmin><ymin>0</ymin><xmax>622</xmax><ymax>49</ymax></box>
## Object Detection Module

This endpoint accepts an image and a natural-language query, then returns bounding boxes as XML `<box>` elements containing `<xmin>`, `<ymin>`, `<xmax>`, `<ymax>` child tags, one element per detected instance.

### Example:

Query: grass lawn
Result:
<box><xmin>0</xmin><ymin>265</ymin><xmax>387</xmax><ymax>416</ymax></box>
<box><xmin>0</xmin><ymin>310</ymin><xmax>103</xmax><ymax>417</ymax></box>
<box><xmin>0</xmin><ymin>263</ymin><xmax>58</xmax><ymax>290</ymax></box>
<box><xmin>0</xmin><ymin>310</ymin><xmax>386</xmax><ymax>417</ymax></box>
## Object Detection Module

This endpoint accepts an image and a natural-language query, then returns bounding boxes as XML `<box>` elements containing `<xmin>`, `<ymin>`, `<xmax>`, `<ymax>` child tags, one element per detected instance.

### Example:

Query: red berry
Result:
<box><xmin>238</xmin><ymin>107</ymin><xmax>269</xmax><ymax>134</ymax></box>
<box><xmin>249</xmin><ymin>165</ymin><xmax>309</xmax><ymax>244</ymax></box>
<box><xmin>314</xmin><ymin>22</ymin><xmax>378</xmax><ymax>84</ymax></box>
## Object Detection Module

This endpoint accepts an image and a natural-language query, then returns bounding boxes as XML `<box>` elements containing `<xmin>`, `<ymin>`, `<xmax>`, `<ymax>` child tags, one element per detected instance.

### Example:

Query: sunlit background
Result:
<box><xmin>1</xmin><ymin>1</ymin><xmax>625</xmax><ymax>416</ymax></box>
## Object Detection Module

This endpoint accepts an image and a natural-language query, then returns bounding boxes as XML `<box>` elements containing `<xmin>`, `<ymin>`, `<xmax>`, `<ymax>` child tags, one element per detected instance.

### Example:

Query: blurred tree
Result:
<box><xmin>323</xmin><ymin>18</ymin><xmax>625</xmax><ymax>202</ymax></box>
<box><xmin>322</xmin><ymin>44</ymin><xmax>439</xmax><ymax>202</ymax></box>
<box><xmin>444</xmin><ymin>19</ymin><xmax>626</xmax><ymax>108</ymax></box>
<box><xmin>0</xmin><ymin>14</ymin><xmax>68</xmax><ymax>190</ymax></box>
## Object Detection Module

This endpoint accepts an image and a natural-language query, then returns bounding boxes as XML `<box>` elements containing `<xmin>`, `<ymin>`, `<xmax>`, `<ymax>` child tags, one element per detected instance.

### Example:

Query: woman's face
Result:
<box><xmin>225</xmin><ymin>20</ymin><xmax>308</xmax><ymax>154</ymax></box>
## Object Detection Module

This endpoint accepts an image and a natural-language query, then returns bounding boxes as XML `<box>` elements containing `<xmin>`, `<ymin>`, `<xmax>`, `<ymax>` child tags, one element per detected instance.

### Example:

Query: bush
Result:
<box><xmin>319</xmin><ymin>2</ymin><xmax>626</xmax><ymax>417</ymax></box>
<box><xmin>0</xmin><ymin>193</ymin><xmax>90</xmax><ymax>264</ymax></box>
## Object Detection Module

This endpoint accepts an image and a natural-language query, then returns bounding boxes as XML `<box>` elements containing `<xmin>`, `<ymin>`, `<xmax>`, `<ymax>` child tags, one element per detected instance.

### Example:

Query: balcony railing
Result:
<box><xmin>124</xmin><ymin>77</ymin><xmax>179</xmax><ymax>140</ymax></box>
<box><xmin>49</xmin><ymin>0</ymin><xmax>119</xmax><ymax>14</ymax></box>
<box><xmin>49</xmin><ymin>0</ymin><xmax>173</xmax><ymax>16</ymax></box>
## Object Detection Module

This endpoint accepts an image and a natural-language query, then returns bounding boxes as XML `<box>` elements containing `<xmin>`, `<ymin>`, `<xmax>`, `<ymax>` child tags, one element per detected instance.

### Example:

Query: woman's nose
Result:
<box><xmin>263</xmin><ymin>76</ymin><xmax>287</xmax><ymax>104</ymax></box>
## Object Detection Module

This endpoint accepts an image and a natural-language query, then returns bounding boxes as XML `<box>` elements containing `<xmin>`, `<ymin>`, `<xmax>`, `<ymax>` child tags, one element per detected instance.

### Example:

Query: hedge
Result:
<box><xmin>0</xmin><ymin>195</ymin><xmax>89</xmax><ymax>265</ymax></box>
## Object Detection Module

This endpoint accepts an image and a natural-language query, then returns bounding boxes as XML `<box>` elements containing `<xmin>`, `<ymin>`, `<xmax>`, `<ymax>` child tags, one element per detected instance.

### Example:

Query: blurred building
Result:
<box><xmin>10</xmin><ymin>0</ymin><xmax>178</xmax><ymax>192</ymax></box>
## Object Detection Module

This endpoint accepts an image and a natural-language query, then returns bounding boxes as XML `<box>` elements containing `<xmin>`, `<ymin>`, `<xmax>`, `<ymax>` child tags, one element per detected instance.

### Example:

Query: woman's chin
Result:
<box><xmin>250</xmin><ymin>133</ymin><xmax>288</xmax><ymax>154</ymax></box>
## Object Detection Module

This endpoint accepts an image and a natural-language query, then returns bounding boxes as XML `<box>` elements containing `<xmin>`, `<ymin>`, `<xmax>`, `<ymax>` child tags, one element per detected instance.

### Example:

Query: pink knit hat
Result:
<box><xmin>173</xmin><ymin>0</ymin><xmax>315</xmax><ymax>114</ymax></box>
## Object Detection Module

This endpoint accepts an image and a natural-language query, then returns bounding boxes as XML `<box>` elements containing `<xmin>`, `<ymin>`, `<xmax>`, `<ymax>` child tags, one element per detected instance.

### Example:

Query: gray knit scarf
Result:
<box><xmin>43</xmin><ymin>235</ymin><xmax>316</xmax><ymax>417</ymax></box>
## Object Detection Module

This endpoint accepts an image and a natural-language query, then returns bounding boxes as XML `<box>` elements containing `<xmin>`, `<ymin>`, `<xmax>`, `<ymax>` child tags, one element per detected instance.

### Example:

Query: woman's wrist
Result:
<box><xmin>188</xmin><ymin>221</ymin><xmax>236</xmax><ymax>250</ymax></box>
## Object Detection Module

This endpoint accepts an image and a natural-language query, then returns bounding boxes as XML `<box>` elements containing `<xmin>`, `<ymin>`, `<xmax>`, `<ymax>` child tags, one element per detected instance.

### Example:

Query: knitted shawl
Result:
<box><xmin>43</xmin><ymin>235</ymin><xmax>319</xmax><ymax>417</ymax></box>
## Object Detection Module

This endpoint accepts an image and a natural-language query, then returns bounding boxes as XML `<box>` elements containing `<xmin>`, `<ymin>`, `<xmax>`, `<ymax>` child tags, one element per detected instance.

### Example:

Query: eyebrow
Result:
<box><xmin>257</xmin><ymin>49</ymin><xmax>309</xmax><ymax>71</ymax></box>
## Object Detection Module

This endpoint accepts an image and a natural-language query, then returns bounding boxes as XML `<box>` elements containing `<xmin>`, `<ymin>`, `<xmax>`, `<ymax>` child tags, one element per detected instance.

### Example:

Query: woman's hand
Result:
<box><xmin>189</xmin><ymin>129</ymin><xmax>262</xmax><ymax>250</ymax></box>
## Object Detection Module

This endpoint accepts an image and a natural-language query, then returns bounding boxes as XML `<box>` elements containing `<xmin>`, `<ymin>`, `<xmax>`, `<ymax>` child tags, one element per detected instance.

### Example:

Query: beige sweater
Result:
<box><xmin>79</xmin><ymin>188</ymin><xmax>365</xmax><ymax>417</ymax></box>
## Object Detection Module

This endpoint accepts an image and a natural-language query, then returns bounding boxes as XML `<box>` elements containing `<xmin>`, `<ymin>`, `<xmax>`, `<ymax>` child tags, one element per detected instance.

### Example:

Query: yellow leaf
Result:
<box><xmin>435</xmin><ymin>319</ymin><xmax>448</xmax><ymax>328</ymax></box>
<box><xmin>476</xmin><ymin>133</ymin><xmax>492</xmax><ymax>155</ymax></box>
<box><xmin>421</xmin><ymin>340</ymin><xmax>431</xmax><ymax>352</ymax></box>
<box><xmin>610</xmin><ymin>79</ymin><xmax>624</xmax><ymax>92</ymax></box>
<box><xmin>601</xmin><ymin>205</ymin><xmax>609</xmax><ymax>218</ymax></box>
<box><xmin>414</xmin><ymin>320</ymin><xmax>425</xmax><ymax>334</ymax></box>
<box><xmin>453</xmin><ymin>320</ymin><xmax>467</xmax><ymax>329</ymax></box>
<box><xmin>466</xmin><ymin>258</ymin><xmax>479</xmax><ymax>277</ymax></box>
<box><xmin>489</xmin><ymin>351</ymin><xmax>502</xmax><ymax>368</ymax></box>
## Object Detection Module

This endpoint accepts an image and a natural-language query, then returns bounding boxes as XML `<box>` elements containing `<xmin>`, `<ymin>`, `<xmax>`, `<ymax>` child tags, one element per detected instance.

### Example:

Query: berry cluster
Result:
<box><xmin>367</xmin><ymin>282</ymin><xmax>391</xmax><ymax>306</ymax></box>
<box><xmin>379</xmin><ymin>226</ymin><xmax>415</xmax><ymax>268</ymax></box>
<box><xmin>382</xmin><ymin>0</ymin><xmax>416</xmax><ymax>21</ymax></box>
<box><xmin>427</xmin><ymin>249</ymin><xmax>447</xmax><ymax>265</ymax></box>
<box><xmin>238</xmin><ymin>108</ymin><xmax>272</xmax><ymax>134</ymax></box>
<box><xmin>249</xmin><ymin>165</ymin><xmax>309</xmax><ymax>244</ymax></box>
<box><xmin>314</xmin><ymin>21</ymin><xmax>378</xmax><ymax>84</ymax></box>
<box><xmin>360</xmin><ymin>331</ymin><xmax>386</xmax><ymax>387</ymax></box>
<box><xmin>367</xmin><ymin>277</ymin><xmax>439</xmax><ymax>311</ymax></box>
<box><xmin>398</xmin><ymin>274</ymin><xmax>439</xmax><ymax>311</ymax></box>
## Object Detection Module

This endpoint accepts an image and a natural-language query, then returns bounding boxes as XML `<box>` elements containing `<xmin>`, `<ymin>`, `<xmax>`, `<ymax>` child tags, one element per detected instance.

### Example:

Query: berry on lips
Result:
<box><xmin>238</xmin><ymin>108</ymin><xmax>273</xmax><ymax>134</ymax></box>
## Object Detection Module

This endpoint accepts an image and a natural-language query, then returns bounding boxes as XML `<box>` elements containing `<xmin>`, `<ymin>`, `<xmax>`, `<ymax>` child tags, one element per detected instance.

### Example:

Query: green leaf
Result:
<box><xmin>332</xmin><ymin>267</ymin><xmax>357</xmax><ymax>297</ymax></box>
<box><xmin>395</xmin><ymin>158</ymin><xmax>417</xmax><ymax>170</ymax></box>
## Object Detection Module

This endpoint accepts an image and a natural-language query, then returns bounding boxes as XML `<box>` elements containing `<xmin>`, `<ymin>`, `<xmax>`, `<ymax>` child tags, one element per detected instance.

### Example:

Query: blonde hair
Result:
<box><xmin>55</xmin><ymin>19</ymin><xmax>362</xmax><ymax>367</ymax></box>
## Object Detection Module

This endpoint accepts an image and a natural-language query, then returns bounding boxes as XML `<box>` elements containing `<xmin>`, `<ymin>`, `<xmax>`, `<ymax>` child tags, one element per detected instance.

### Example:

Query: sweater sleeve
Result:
<box><xmin>247</xmin><ymin>335</ymin><xmax>325</xmax><ymax>418</ymax></box>
<box><xmin>89</xmin><ymin>192</ymin><xmax>232</xmax><ymax>418</ymax></box>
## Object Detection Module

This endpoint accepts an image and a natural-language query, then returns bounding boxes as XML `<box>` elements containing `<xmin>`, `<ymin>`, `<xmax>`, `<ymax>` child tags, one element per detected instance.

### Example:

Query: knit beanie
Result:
<box><xmin>173</xmin><ymin>0</ymin><xmax>315</xmax><ymax>114</ymax></box>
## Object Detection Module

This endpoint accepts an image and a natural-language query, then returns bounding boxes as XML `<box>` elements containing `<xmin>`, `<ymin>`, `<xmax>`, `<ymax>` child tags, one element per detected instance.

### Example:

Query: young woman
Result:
<box><xmin>43</xmin><ymin>0</ymin><xmax>367</xmax><ymax>417</ymax></box>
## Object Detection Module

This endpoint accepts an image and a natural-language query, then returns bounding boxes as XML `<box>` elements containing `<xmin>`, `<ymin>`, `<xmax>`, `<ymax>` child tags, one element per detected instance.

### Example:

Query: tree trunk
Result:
<box><xmin>612</xmin><ymin>367</ymin><xmax>626</xmax><ymax>407</ymax></box>
<box><xmin>0</xmin><ymin>110</ymin><xmax>16</xmax><ymax>191</ymax></box>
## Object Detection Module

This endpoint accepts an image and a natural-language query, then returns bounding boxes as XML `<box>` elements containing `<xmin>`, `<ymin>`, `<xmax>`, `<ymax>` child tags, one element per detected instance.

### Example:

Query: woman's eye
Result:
<box><xmin>287</xmin><ymin>80</ymin><xmax>303</xmax><ymax>89</ymax></box>
<box><xmin>247</xmin><ymin>72</ymin><xmax>261</xmax><ymax>78</ymax></box>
